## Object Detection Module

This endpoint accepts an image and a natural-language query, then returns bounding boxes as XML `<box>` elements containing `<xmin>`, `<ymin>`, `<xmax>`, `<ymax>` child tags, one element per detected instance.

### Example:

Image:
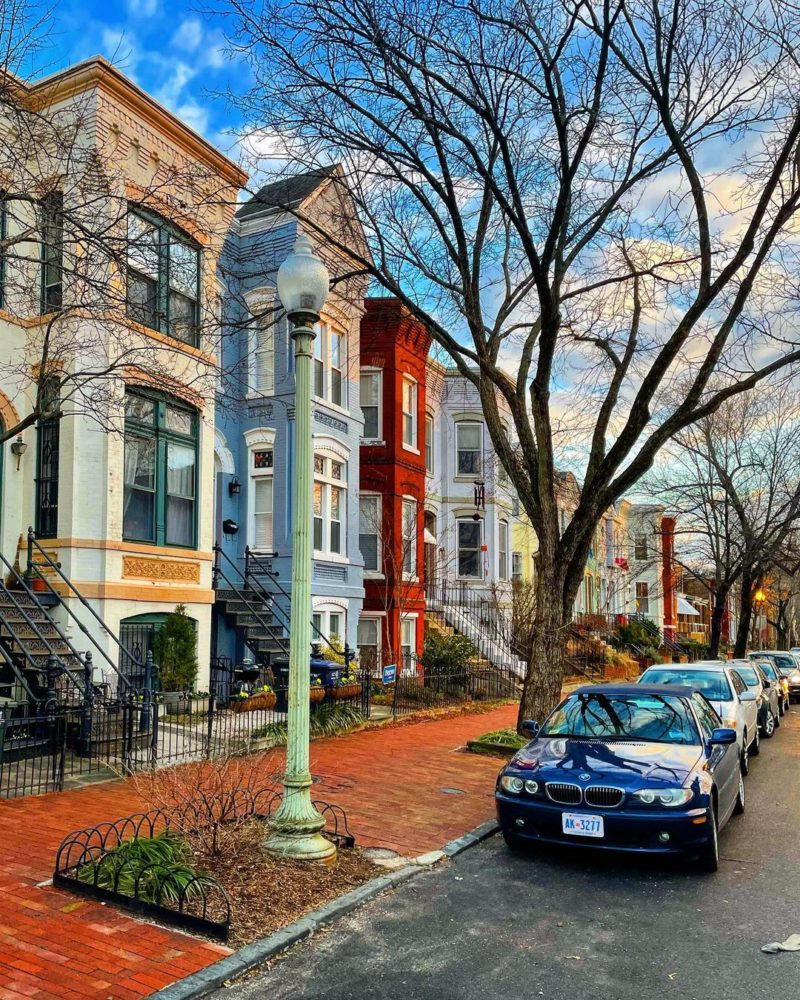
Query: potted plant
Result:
<box><xmin>151</xmin><ymin>605</ymin><xmax>199</xmax><ymax>714</ymax></box>
<box><xmin>329</xmin><ymin>671</ymin><xmax>362</xmax><ymax>700</ymax></box>
<box><xmin>309</xmin><ymin>676</ymin><xmax>325</xmax><ymax>703</ymax></box>
<box><xmin>232</xmin><ymin>684</ymin><xmax>276</xmax><ymax>713</ymax></box>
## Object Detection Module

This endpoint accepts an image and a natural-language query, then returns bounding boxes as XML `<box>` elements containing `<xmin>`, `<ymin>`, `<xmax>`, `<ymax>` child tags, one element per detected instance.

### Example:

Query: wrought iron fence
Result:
<box><xmin>387</xmin><ymin>658</ymin><xmax>520</xmax><ymax>718</ymax></box>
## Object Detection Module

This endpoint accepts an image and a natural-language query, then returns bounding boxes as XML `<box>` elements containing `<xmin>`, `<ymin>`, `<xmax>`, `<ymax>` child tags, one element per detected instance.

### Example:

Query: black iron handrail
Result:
<box><xmin>244</xmin><ymin>546</ymin><xmax>354</xmax><ymax>664</ymax></box>
<box><xmin>0</xmin><ymin>548</ymin><xmax>87</xmax><ymax>703</ymax></box>
<box><xmin>27</xmin><ymin>529</ymin><xmax>135</xmax><ymax>693</ymax></box>
<box><xmin>212</xmin><ymin>544</ymin><xmax>290</xmax><ymax>660</ymax></box>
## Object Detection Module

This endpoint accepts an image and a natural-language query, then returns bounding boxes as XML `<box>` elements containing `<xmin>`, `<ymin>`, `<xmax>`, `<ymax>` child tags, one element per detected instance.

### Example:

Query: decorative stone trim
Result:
<box><xmin>122</xmin><ymin>556</ymin><xmax>201</xmax><ymax>583</ymax></box>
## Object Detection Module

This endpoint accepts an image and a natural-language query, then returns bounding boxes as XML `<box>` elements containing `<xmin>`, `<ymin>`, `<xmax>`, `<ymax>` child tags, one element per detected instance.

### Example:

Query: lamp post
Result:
<box><xmin>265</xmin><ymin>234</ymin><xmax>336</xmax><ymax>862</ymax></box>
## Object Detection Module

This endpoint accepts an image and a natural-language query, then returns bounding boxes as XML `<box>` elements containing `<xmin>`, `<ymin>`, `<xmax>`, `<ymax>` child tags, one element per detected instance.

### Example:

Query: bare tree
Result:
<box><xmin>0</xmin><ymin>1</ymin><xmax>245</xmax><ymax>444</ymax></box>
<box><xmin>649</xmin><ymin>390</ymin><xmax>800</xmax><ymax>655</ymax></box>
<box><xmin>224</xmin><ymin>0</ymin><xmax>800</xmax><ymax>722</ymax></box>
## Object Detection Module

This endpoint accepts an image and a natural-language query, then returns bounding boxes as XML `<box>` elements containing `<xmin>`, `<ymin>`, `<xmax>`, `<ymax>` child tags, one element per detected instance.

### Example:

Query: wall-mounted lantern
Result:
<box><xmin>228</xmin><ymin>476</ymin><xmax>242</xmax><ymax>497</ymax></box>
<box><xmin>10</xmin><ymin>436</ymin><xmax>27</xmax><ymax>471</ymax></box>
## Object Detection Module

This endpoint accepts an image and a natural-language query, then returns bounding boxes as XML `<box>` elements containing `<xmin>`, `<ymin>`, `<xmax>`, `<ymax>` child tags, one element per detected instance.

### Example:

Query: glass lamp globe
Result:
<box><xmin>276</xmin><ymin>233</ymin><xmax>330</xmax><ymax>322</ymax></box>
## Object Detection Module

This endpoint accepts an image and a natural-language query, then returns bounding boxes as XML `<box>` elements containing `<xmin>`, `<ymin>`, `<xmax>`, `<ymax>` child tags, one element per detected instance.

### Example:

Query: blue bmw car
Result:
<box><xmin>496</xmin><ymin>684</ymin><xmax>743</xmax><ymax>872</ymax></box>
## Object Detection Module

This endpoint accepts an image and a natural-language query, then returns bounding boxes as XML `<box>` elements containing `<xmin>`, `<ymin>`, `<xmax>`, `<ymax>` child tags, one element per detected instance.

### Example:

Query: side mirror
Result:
<box><xmin>739</xmin><ymin>690</ymin><xmax>757</xmax><ymax>703</ymax></box>
<box><xmin>708</xmin><ymin>727</ymin><xmax>737</xmax><ymax>745</ymax></box>
<box><xmin>521</xmin><ymin>720</ymin><xmax>540</xmax><ymax>738</ymax></box>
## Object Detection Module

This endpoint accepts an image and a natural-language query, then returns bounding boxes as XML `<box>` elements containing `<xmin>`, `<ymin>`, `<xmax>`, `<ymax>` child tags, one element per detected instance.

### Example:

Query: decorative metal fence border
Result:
<box><xmin>53</xmin><ymin>791</ymin><xmax>356</xmax><ymax>940</ymax></box>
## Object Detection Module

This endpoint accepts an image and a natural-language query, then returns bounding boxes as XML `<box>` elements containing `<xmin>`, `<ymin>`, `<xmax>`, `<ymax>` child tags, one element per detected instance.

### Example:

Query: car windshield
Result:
<box><xmin>540</xmin><ymin>692</ymin><xmax>700</xmax><ymax>745</ymax></box>
<box><xmin>735</xmin><ymin>665</ymin><xmax>760</xmax><ymax>687</ymax></box>
<box><xmin>640</xmin><ymin>669</ymin><xmax>732</xmax><ymax>702</ymax></box>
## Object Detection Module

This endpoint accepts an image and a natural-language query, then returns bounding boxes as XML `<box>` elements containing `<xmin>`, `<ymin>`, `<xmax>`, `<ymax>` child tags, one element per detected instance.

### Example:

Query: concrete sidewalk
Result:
<box><xmin>0</xmin><ymin>703</ymin><xmax>516</xmax><ymax>999</ymax></box>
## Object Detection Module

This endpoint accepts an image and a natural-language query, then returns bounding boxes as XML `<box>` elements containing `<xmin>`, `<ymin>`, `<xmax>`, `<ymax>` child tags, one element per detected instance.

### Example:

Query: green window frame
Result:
<box><xmin>126</xmin><ymin>206</ymin><xmax>201</xmax><ymax>347</ymax></box>
<box><xmin>40</xmin><ymin>191</ymin><xmax>63</xmax><ymax>313</ymax></box>
<box><xmin>123</xmin><ymin>389</ymin><xmax>199</xmax><ymax>548</ymax></box>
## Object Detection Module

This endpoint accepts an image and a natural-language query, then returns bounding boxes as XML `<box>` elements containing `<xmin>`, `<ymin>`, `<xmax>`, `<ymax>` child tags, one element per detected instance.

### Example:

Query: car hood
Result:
<box><xmin>509</xmin><ymin>736</ymin><xmax>703</xmax><ymax>787</ymax></box>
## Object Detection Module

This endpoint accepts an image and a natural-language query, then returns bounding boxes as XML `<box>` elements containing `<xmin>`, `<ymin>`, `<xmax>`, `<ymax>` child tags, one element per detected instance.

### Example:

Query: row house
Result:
<box><xmin>0</xmin><ymin>57</ymin><xmax>245</xmax><ymax>694</ymax></box>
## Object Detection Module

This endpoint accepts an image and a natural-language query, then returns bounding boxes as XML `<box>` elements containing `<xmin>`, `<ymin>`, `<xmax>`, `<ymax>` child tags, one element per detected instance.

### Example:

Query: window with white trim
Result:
<box><xmin>425</xmin><ymin>413</ymin><xmax>434</xmax><ymax>474</ymax></box>
<box><xmin>457</xmin><ymin>519</ymin><xmax>482</xmax><ymax>579</ymax></box>
<box><xmin>251</xmin><ymin>448</ymin><xmax>274</xmax><ymax>550</ymax></box>
<box><xmin>456</xmin><ymin>422</ymin><xmax>482</xmax><ymax>476</ymax></box>
<box><xmin>634</xmin><ymin>535</ymin><xmax>648</xmax><ymax>561</ymax></box>
<box><xmin>252</xmin><ymin>308</ymin><xmax>275</xmax><ymax>395</ymax></box>
<box><xmin>400</xmin><ymin>617</ymin><xmax>416</xmax><ymax>673</ymax></box>
<box><xmin>402</xmin><ymin>498</ymin><xmax>417</xmax><ymax>577</ymax></box>
<box><xmin>313</xmin><ymin>607</ymin><xmax>346</xmax><ymax>647</ymax></box>
<box><xmin>512</xmin><ymin>551</ymin><xmax>522</xmax><ymax>581</ymax></box>
<box><xmin>313</xmin><ymin>454</ymin><xmax>346</xmax><ymax>556</ymax></box>
<box><xmin>401</xmin><ymin>377</ymin><xmax>417</xmax><ymax>449</ymax></box>
<box><xmin>357</xmin><ymin>617</ymin><xmax>380</xmax><ymax>675</ymax></box>
<box><xmin>499</xmin><ymin>519</ymin><xmax>509</xmax><ymax>580</ymax></box>
<box><xmin>360</xmin><ymin>370</ymin><xmax>382</xmax><ymax>441</ymax></box>
<box><xmin>359</xmin><ymin>493</ymin><xmax>381</xmax><ymax>573</ymax></box>
<box><xmin>313</xmin><ymin>321</ymin><xmax>347</xmax><ymax>408</ymax></box>
<box><xmin>636</xmin><ymin>581</ymin><xmax>650</xmax><ymax>614</ymax></box>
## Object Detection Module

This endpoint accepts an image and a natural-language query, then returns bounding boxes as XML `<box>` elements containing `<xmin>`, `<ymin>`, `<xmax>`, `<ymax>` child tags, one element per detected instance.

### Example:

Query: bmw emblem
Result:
<box><xmin>579</xmin><ymin>772</ymin><xmax>591</xmax><ymax>781</ymax></box>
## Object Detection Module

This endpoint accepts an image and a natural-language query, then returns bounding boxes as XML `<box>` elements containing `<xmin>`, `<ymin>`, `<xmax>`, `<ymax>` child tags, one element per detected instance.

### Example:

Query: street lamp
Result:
<box><xmin>265</xmin><ymin>234</ymin><xmax>336</xmax><ymax>862</ymax></box>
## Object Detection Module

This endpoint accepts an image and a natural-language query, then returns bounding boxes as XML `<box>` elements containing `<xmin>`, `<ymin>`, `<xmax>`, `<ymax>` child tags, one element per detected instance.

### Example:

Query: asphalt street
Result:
<box><xmin>215</xmin><ymin>711</ymin><xmax>800</xmax><ymax>1000</ymax></box>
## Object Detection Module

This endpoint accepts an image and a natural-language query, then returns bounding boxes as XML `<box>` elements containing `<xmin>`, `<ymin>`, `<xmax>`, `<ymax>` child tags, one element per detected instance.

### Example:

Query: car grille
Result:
<box><xmin>545</xmin><ymin>782</ymin><xmax>582</xmax><ymax>805</ymax></box>
<box><xmin>584</xmin><ymin>786</ymin><xmax>625</xmax><ymax>809</ymax></box>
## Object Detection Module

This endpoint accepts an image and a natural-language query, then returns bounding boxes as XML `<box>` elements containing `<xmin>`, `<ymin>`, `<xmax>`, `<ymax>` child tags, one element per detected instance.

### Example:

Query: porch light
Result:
<box><xmin>10</xmin><ymin>436</ymin><xmax>27</xmax><ymax>471</ymax></box>
<box><xmin>228</xmin><ymin>476</ymin><xmax>242</xmax><ymax>497</ymax></box>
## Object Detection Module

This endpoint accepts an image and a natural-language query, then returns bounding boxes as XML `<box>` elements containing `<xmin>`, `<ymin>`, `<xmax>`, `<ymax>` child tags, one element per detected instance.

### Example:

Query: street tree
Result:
<box><xmin>225</xmin><ymin>0</ymin><xmax>800</xmax><ymax>722</ymax></box>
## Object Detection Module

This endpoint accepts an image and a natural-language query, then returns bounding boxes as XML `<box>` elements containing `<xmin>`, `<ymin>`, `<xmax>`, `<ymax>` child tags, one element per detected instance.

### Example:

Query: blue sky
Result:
<box><xmin>35</xmin><ymin>0</ymin><xmax>245</xmax><ymax>154</ymax></box>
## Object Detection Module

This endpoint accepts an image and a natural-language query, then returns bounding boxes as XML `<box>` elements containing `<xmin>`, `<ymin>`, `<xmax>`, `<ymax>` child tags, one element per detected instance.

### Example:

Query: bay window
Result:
<box><xmin>457</xmin><ymin>519</ymin><xmax>482</xmax><ymax>578</ymax></box>
<box><xmin>123</xmin><ymin>390</ymin><xmax>198</xmax><ymax>547</ymax></box>
<box><xmin>360</xmin><ymin>369</ymin><xmax>382</xmax><ymax>441</ymax></box>
<box><xmin>359</xmin><ymin>493</ymin><xmax>381</xmax><ymax>573</ymax></box>
<box><xmin>456</xmin><ymin>422</ymin><xmax>482</xmax><ymax>476</ymax></box>
<box><xmin>313</xmin><ymin>453</ymin><xmax>346</xmax><ymax>557</ymax></box>
<box><xmin>127</xmin><ymin>207</ymin><xmax>200</xmax><ymax>346</ymax></box>
<box><xmin>402</xmin><ymin>377</ymin><xmax>417</xmax><ymax>449</ymax></box>
<box><xmin>313</xmin><ymin>321</ymin><xmax>347</xmax><ymax>407</ymax></box>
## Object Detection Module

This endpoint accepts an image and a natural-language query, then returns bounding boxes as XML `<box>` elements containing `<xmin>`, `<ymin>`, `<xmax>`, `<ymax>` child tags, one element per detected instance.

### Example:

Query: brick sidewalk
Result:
<box><xmin>0</xmin><ymin>703</ymin><xmax>516</xmax><ymax>999</ymax></box>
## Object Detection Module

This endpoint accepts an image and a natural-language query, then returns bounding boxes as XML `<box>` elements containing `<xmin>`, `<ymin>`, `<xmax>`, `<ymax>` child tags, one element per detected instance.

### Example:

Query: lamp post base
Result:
<box><xmin>265</xmin><ymin>773</ymin><xmax>338</xmax><ymax>862</ymax></box>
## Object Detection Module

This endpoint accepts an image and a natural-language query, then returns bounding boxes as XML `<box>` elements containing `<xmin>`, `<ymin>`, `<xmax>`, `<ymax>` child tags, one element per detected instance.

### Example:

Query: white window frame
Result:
<box><xmin>636</xmin><ymin>581</ymin><xmax>650</xmax><ymax>614</ymax></box>
<box><xmin>499</xmin><ymin>519</ymin><xmax>509</xmax><ymax>580</ymax></box>
<box><xmin>634</xmin><ymin>535</ymin><xmax>649</xmax><ymax>561</ymax></box>
<box><xmin>400</xmin><ymin>616</ymin><xmax>417</xmax><ymax>674</ymax></box>
<box><xmin>313</xmin><ymin>319</ymin><xmax>348</xmax><ymax>411</ymax></box>
<box><xmin>402</xmin><ymin>496</ymin><xmax>418</xmax><ymax>579</ymax></box>
<box><xmin>512</xmin><ymin>551</ymin><xmax>522</xmax><ymax>581</ymax></box>
<box><xmin>244</xmin><ymin>287</ymin><xmax>277</xmax><ymax>398</ymax></box>
<box><xmin>425</xmin><ymin>412</ymin><xmax>434</xmax><ymax>474</ymax></box>
<box><xmin>359</xmin><ymin>491</ymin><xmax>383</xmax><ymax>577</ymax></box>
<box><xmin>360</xmin><ymin>368</ymin><xmax>383</xmax><ymax>443</ymax></box>
<box><xmin>357</xmin><ymin>615</ymin><xmax>382</xmax><ymax>675</ymax></box>
<box><xmin>456</xmin><ymin>421</ymin><xmax>482</xmax><ymax>477</ymax></box>
<box><xmin>457</xmin><ymin>518</ymin><xmax>483</xmax><ymax>580</ymax></box>
<box><xmin>312</xmin><ymin>600</ymin><xmax>348</xmax><ymax>648</ymax></box>
<box><xmin>244</xmin><ymin>428</ymin><xmax>276</xmax><ymax>552</ymax></box>
<box><xmin>313</xmin><ymin>444</ymin><xmax>348</xmax><ymax>561</ymax></box>
<box><xmin>401</xmin><ymin>376</ymin><xmax>418</xmax><ymax>453</ymax></box>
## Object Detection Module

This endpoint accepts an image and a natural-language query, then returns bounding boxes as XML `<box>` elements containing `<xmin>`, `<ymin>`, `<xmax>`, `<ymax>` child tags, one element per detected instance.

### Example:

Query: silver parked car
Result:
<box><xmin>638</xmin><ymin>662</ymin><xmax>760</xmax><ymax>774</ymax></box>
<box><xmin>751</xmin><ymin>651</ymin><xmax>800</xmax><ymax>704</ymax></box>
<box><xmin>730</xmin><ymin>660</ymin><xmax>780</xmax><ymax>738</ymax></box>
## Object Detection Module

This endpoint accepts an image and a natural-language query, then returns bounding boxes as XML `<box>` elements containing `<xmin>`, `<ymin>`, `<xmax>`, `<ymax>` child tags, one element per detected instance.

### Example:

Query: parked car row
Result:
<box><xmin>496</xmin><ymin>650</ymin><xmax>798</xmax><ymax>873</ymax></box>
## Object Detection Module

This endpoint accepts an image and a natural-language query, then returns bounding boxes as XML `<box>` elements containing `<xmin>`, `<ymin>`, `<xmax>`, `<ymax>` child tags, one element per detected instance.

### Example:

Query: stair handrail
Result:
<box><xmin>0</xmin><ymin>547</ymin><xmax>90</xmax><ymax>702</ymax></box>
<box><xmin>427</xmin><ymin>578</ymin><xmax>521</xmax><ymax>672</ymax></box>
<box><xmin>212</xmin><ymin>544</ymin><xmax>290</xmax><ymax>659</ymax></box>
<box><xmin>26</xmin><ymin>529</ymin><xmax>135</xmax><ymax>693</ymax></box>
<box><xmin>244</xmin><ymin>546</ymin><xmax>355</xmax><ymax>665</ymax></box>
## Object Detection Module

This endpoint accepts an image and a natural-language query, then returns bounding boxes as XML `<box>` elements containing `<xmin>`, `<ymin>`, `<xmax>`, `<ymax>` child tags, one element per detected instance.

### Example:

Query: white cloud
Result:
<box><xmin>126</xmin><ymin>0</ymin><xmax>159</xmax><ymax>16</ymax></box>
<box><xmin>171</xmin><ymin>18</ymin><xmax>204</xmax><ymax>52</ymax></box>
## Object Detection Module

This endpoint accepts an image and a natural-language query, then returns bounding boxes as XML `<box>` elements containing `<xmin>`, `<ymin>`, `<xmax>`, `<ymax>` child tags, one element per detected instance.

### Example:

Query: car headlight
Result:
<box><xmin>632</xmin><ymin>788</ymin><xmax>693</xmax><ymax>807</ymax></box>
<box><xmin>500</xmin><ymin>776</ymin><xmax>524</xmax><ymax>794</ymax></box>
<box><xmin>524</xmin><ymin>780</ymin><xmax>539</xmax><ymax>794</ymax></box>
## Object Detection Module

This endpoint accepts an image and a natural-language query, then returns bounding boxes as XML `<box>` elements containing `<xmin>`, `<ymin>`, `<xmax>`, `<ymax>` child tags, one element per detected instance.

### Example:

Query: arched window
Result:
<box><xmin>123</xmin><ymin>389</ymin><xmax>198</xmax><ymax>547</ymax></box>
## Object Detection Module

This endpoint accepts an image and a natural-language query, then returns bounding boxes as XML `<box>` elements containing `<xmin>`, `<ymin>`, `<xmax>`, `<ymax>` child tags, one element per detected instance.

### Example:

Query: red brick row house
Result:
<box><xmin>357</xmin><ymin>299</ymin><xmax>432</xmax><ymax>675</ymax></box>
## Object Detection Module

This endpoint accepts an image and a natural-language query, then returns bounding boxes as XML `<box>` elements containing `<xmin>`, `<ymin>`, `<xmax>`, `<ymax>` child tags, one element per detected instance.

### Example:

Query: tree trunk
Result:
<box><xmin>734</xmin><ymin>569</ymin><xmax>754</xmax><ymax>657</ymax></box>
<box><xmin>708</xmin><ymin>584</ymin><xmax>729</xmax><ymax>658</ymax></box>
<box><xmin>516</xmin><ymin>572</ymin><xmax>569</xmax><ymax>731</ymax></box>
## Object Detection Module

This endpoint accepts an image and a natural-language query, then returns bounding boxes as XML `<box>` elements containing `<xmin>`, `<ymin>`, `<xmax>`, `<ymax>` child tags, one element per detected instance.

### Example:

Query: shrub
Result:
<box><xmin>420</xmin><ymin>632</ymin><xmax>476</xmax><ymax>685</ymax></box>
<box><xmin>153</xmin><ymin>605</ymin><xmax>199</xmax><ymax>692</ymax></box>
<box><xmin>252</xmin><ymin>703</ymin><xmax>366</xmax><ymax>745</ymax></box>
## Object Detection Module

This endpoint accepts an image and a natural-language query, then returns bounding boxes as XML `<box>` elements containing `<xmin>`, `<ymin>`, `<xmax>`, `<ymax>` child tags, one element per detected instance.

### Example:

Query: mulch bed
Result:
<box><xmin>189</xmin><ymin>819</ymin><xmax>382</xmax><ymax>947</ymax></box>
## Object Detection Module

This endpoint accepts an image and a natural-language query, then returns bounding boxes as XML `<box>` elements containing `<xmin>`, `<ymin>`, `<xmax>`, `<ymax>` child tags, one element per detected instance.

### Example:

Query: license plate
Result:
<box><xmin>562</xmin><ymin>813</ymin><xmax>604</xmax><ymax>838</ymax></box>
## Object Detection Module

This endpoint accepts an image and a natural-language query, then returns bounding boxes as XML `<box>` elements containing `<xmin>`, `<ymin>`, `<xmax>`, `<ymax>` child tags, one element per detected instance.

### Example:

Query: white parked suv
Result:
<box><xmin>638</xmin><ymin>662</ymin><xmax>760</xmax><ymax>774</ymax></box>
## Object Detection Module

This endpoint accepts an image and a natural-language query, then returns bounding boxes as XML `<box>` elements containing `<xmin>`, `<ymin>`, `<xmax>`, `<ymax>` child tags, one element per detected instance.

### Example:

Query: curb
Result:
<box><xmin>150</xmin><ymin>821</ymin><xmax>500</xmax><ymax>999</ymax></box>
